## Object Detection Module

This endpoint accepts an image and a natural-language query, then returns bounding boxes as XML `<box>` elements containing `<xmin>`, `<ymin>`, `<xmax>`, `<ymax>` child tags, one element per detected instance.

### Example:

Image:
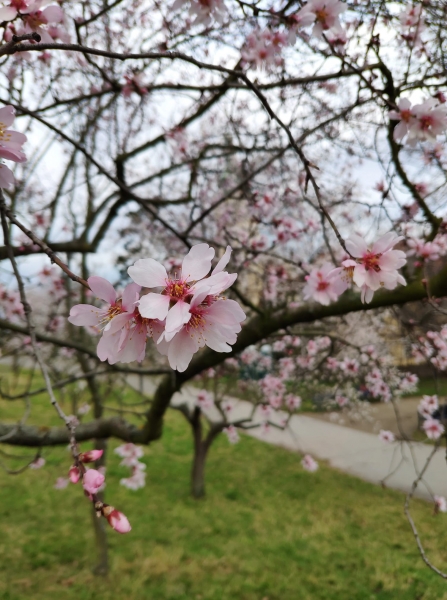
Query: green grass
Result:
<box><xmin>2</xmin><ymin>390</ymin><xmax>447</xmax><ymax>600</ymax></box>
<box><xmin>413</xmin><ymin>377</ymin><xmax>447</xmax><ymax>398</ymax></box>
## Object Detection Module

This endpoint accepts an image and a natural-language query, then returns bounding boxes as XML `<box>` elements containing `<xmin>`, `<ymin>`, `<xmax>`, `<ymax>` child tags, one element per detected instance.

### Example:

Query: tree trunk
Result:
<box><xmin>190</xmin><ymin>406</ymin><xmax>208</xmax><ymax>499</ymax></box>
<box><xmin>191</xmin><ymin>442</ymin><xmax>207</xmax><ymax>499</ymax></box>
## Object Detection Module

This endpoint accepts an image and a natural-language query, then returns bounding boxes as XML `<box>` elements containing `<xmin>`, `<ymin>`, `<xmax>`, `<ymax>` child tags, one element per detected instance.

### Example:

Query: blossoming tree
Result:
<box><xmin>1</xmin><ymin>0</ymin><xmax>447</xmax><ymax>578</ymax></box>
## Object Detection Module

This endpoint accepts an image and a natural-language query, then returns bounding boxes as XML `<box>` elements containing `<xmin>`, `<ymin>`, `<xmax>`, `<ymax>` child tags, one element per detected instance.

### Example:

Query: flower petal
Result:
<box><xmin>211</xmin><ymin>245</ymin><xmax>232</xmax><ymax>275</ymax></box>
<box><xmin>138</xmin><ymin>293</ymin><xmax>170</xmax><ymax>320</ymax></box>
<box><xmin>88</xmin><ymin>276</ymin><xmax>116</xmax><ymax>304</ymax></box>
<box><xmin>121</xmin><ymin>282</ymin><xmax>141</xmax><ymax>312</ymax></box>
<box><xmin>68</xmin><ymin>304</ymin><xmax>102</xmax><ymax>326</ymax></box>
<box><xmin>165</xmin><ymin>300</ymin><xmax>191</xmax><ymax>333</ymax></box>
<box><xmin>346</xmin><ymin>233</ymin><xmax>368</xmax><ymax>257</ymax></box>
<box><xmin>181</xmin><ymin>243</ymin><xmax>215</xmax><ymax>282</ymax></box>
<box><xmin>128</xmin><ymin>258</ymin><xmax>167</xmax><ymax>288</ymax></box>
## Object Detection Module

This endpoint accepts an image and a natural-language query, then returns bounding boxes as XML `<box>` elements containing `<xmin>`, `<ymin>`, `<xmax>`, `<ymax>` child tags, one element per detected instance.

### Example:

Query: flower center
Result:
<box><xmin>26</xmin><ymin>11</ymin><xmax>48</xmax><ymax>28</ymax></box>
<box><xmin>363</xmin><ymin>252</ymin><xmax>381</xmax><ymax>272</ymax></box>
<box><xmin>400</xmin><ymin>109</ymin><xmax>412</xmax><ymax>122</ymax></box>
<box><xmin>165</xmin><ymin>279</ymin><xmax>190</xmax><ymax>300</ymax></box>
<box><xmin>316</xmin><ymin>279</ymin><xmax>329</xmax><ymax>291</ymax></box>
<box><xmin>315</xmin><ymin>8</ymin><xmax>328</xmax><ymax>23</ymax></box>
<box><xmin>186</xmin><ymin>312</ymin><xmax>205</xmax><ymax>331</ymax></box>
<box><xmin>419</xmin><ymin>115</ymin><xmax>434</xmax><ymax>130</ymax></box>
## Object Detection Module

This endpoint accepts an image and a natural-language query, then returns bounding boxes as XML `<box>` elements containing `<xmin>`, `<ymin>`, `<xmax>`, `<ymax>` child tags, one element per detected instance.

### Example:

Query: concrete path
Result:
<box><xmin>127</xmin><ymin>375</ymin><xmax>446</xmax><ymax>501</ymax></box>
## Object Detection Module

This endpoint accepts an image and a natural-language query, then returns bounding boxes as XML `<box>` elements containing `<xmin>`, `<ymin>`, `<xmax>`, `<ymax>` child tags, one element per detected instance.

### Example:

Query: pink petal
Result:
<box><xmin>0</xmin><ymin>106</ymin><xmax>16</xmax><ymax>128</ymax></box>
<box><xmin>372</xmin><ymin>232</ymin><xmax>402</xmax><ymax>254</ymax></box>
<box><xmin>4</xmin><ymin>130</ymin><xmax>27</xmax><ymax>145</ymax></box>
<box><xmin>0</xmin><ymin>147</ymin><xmax>27</xmax><ymax>163</ymax></box>
<box><xmin>88</xmin><ymin>276</ymin><xmax>116</xmax><ymax>304</ymax></box>
<box><xmin>165</xmin><ymin>300</ymin><xmax>191</xmax><ymax>333</ymax></box>
<box><xmin>97</xmin><ymin>330</ymin><xmax>122</xmax><ymax>364</ymax></box>
<box><xmin>117</xmin><ymin>324</ymin><xmax>147</xmax><ymax>363</ymax></box>
<box><xmin>206</xmin><ymin>299</ymin><xmax>246</xmax><ymax>325</ymax></box>
<box><xmin>190</xmin><ymin>287</ymin><xmax>211</xmax><ymax>309</ymax></box>
<box><xmin>107</xmin><ymin>510</ymin><xmax>131</xmax><ymax>534</ymax></box>
<box><xmin>0</xmin><ymin>6</ymin><xmax>17</xmax><ymax>20</ymax></box>
<box><xmin>167</xmin><ymin>328</ymin><xmax>199</xmax><ymax>372</ymax></box>
<box><xmin>103</xmin><ymin>312</ymin><xmax>133</xmax><ymax>334</ymax></box>
<box><xmin>68</xmin><ymin>304</ymin><xmax>102</xmax><ymax>326</ymax></box>
<box><xmin>127</xmin><ymin>258</ymin><xmax>167</xmax><ymax>288</ymax></box>
<box><xmin>211</xmin><ymin>245</ymin><xmax>232</xmax><ymax>275</ymax></box>
<box><xmin>346</xmin><ymin>234</ymin><xmax>368</xmax><ymax>257</ymax></box>
<box><xmin>121</xmin><ymin>282</ymin><xmax>141</xmax><ymax>312</ymax></box>
<box><xmin>42</xmin><ymin>5</ymin><xmax>63</xmax><ymax>22</ymax></box>
<box><xmin>138</xmin><ymin>292</ymin><xmax>170</xmax><ymax>320</ymax></box>
<box><xmin>0</xmin><ymin>164</ymin><xmax>15</xmax><ymax>189</ymax></box>
<box><xmin>181</xmin><ymin>243</ymin><xmax>215</xmax><ymax>282</ymax></box>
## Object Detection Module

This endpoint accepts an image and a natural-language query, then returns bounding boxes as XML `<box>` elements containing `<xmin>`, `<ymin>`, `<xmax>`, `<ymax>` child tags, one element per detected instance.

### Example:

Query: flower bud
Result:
<box><xmin>78</xmin><ymin>449</ymin><xmax>104</xmax><ymax>463</ymax></box>
<box><xmin>102</xmin><ymin>505</ymin><xmax>132</xmax><ymax>534</ymax></box>
<box><xmin>69</xmin><ymin>465</ymin><xmax>81</xmax><ymax>483</ymax></box>
<box><xmin>82</xmin><ymin>468</ymin><xmax>105</xmax><ymax>494</ymax></box>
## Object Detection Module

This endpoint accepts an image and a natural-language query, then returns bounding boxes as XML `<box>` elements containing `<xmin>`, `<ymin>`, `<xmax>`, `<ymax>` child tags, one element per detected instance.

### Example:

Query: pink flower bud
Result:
<box><xmin>102</xmin><ymin>505</ymin><xmax>131</xmax><ymax>534</ymax></box>
<box><xmin>82</xmin><ymin>469</ymin><xmax>105</xmax><ymax>495</ymax></box>
<box><xmin>69</xmin><ymin>465</ymin><xmax>81</xmax><ymax>483</ymax></box>
<box><xmin>79</xmin><ymin>449</ymin><xmax>104</xmax><ymax>463</ymax></box>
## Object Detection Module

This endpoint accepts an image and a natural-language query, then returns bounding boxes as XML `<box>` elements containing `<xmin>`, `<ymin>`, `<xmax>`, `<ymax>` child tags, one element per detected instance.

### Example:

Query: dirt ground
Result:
<box><xmin>307</xmin><ymin>397</ymin><xmax>421</xmax><ymax>438</ymax></box>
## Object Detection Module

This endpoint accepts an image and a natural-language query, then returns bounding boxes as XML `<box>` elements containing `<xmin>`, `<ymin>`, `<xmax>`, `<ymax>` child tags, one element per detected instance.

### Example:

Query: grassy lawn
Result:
<box><xmin>413</xmin><ymin>377</ymin><xmax>447</xmax><ymax>398</ymax></box>
<box><xmin>1</xmin><ymin>379</ymin><xmax>447</xmax><ymax>600</ymax></box>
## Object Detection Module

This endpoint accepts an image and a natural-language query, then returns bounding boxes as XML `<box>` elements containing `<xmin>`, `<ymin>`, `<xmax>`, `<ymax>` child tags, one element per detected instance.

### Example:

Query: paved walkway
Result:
<box><xmin>127</xmin><ymin>375</ymin><xmax>446</xmax><ymax>501</ymax></box>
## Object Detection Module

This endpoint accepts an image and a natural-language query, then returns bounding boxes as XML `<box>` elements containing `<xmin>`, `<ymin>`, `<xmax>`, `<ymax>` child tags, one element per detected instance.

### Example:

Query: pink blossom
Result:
<box><xmin>303</xmin><ymin>263</ymin><xmax>347</xmax><ymax>305</ymax></box>
<box><xmin>82</xmin><ymin>469</ymin><xmax>105</xmax><ymax>495</ymax></box>
<box><xmin>129</xmin><ymin>244</ymin><xmax>236</xmax><ymax>342</ymax></box>
<box><xmin>379</xmin><ymin>430</ymin><xmax>395</xmax><ymax>443</ymax></box>
<box><xmin>400</xmin><ymin>5</ymin><xmax>425</xmax><ymax>47</ymax></box>
<box><xmin>260</xmin><ymin>375</ymin><xmax>285</xmax><ymax>396</ymax></box>
<box><xmin>285</xmin><ymin>394</ymin><xmax>302</xmax><ymax>411</ymax></box>
<box><xmin>29</xmin><ymin>457</ymin><xmax>45</xmax><ymax>469</ymax></box>
<box><xmin>69</xmin><ymin>277</ymin><xmax>156</xmax><ymax>365</ymax></box>
<box><xmin>156</xmin><ymin>293</ymin><xmax>245</xmax><ymax>372</ymax></box>
<box><xmin>339</xmin><ymin>357</ymin><xmax>359</xmax><ymax>376</ymax></box>
<box><xmin>407</xmin><ymin>238</ymin><xmax>441</xmax><ymax>262</ymax></box>
<box><xmin>392</xmin><ymin>97</ymin><xmax>447</xmax><ymax>146</ymax></box>
<box><xmin>418</xmin><ymin>395</ymin><xmax>438</xmax><ymax>418</ymax></box>
<box><xmin>301</xmin><ymin>454</ymin><xmax>319</xmax><ymax>472</ymax></box>
<box><xmin>172</xmin><ymin>0</ymin><xmax>227</xmax><ymax>26</ymax></box>
<box><xmin>223</xmin><ymin>424</ymin><xmax>240</xmax><ymax>444</ymax></box>
<box><xmin>104</xmin><ymin>507</ymin><xmax>132</xmax><ymax>534</ymax></box>
<box><xmin>326</xmin><ymin>357</ymin><xmax>339</xmax><ymax>370</ymax></box>
<box><xmin>54</xmin><ymin>477</ymin><xmax>69</xmax><ymax>489</ymax></box>
<box><xmin>69</xmin><ymin>465</ymin><xmax>81</xmax><ymax>483</ymax></box>
<box><xmin>195</xmin><ymin>389</ymin><xmax>214</xmax><ymax>410</ymax></box>
<box><xmin>69</xmin><ymin>276</ymin><xmax>136</xmax><ymax>335</ymax></box>
<box><xmin>434</xmin><ymin>495</ymin><xmax>447</xmax><ymax>513</ymax></box>
<box><xmin>120</xmin><ymin>462</ymin><xmax>146</xmax><ymax>490</ymax></box>
<box><xmin>0</xmin><ymin>0</ymin><xmax>28</xmax><ymax>22</ymax></box>
<box><xmin>115</xmin><ymin>443</ymin><xmax>144</xmax><ymax>467</ymax></box>
<box><xmin>342</xmin><ymin>232</ymin><xmax>406</xmax><ymax>303</ymax></box>
<box><xmin>389</xmin><ymin>98</ymin><xmax>414</xmax><ymax>142</ymax></box>
<box><xmin>294</xmin><ymin>0</ymin><xmax>347</xmax><ymax>38</ymax></box>
<box><xmin>335</xmin><ymin>395</ymin><xmax>348</xmax><ymax>407</ymax></box>
<box><xmin>21</xmin><ymin>0</ymin><xmax>66</xmax><ymax>43</ymax></box>
<box><xmin>79</xmin><ymin>449</ymin><xmax>104</xmax><ymax>463</ymax></box>
<box><xmin>0</xmin><ymin>105</ymin><xmax>27</xmax><ymax>188</ymax></box>
<box><xmin>422</xmin><ymin>418</ymin><xmax>445</xmax><ymax>440</ymax></box>
<box><xmin>242</xmin><ymin>29</ymin><xmax>286</xmax><ymax>70</ymax></box>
